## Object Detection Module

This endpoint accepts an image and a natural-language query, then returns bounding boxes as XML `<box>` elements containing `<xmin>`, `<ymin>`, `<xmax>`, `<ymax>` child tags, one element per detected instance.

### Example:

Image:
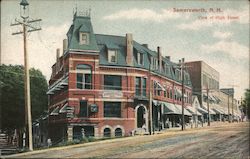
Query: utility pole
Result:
<box><xmin>228</xmin><ymin>85</ymin><xmax>238</xmax><ymax>122</ymax></box>
<box><xmin>206</xmin><ymin>85</ymin><xmax>210</xmax><ymax>126</ymax></box>
<box><xmin>11</xmin><ymin>0</ymin><xmax>42</xmax><ymax>151</ymax></box>
<box><xmin>175</xmin><ymin>58</ymin><xmax>190</xmax><ymax>131</ymax></box>
<box><xmin>148</xmin><ymin>64</ymin><xmax>153</xmax><ymax>135</ymax></box>
<box><xmin>181</xmin><ymin>58</ymin><xmax>185</xmax><ymax>131</ymax></box>
<box><xmin>227</xmin><ymin>92</ymin><xmax>230</xmax><ymax>123</ymax></box>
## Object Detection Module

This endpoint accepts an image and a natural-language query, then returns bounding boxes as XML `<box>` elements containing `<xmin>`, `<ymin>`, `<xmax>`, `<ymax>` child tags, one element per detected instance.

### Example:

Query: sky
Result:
<box><xmin>1</xmin><ymin>0</ymin><xmax>249</xmax><ymax>99</ymax></box>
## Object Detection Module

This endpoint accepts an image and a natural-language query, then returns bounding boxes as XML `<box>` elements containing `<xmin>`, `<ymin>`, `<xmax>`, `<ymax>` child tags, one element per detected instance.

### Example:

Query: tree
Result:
<box><xmin>243</xmin><ymin>89</ymin><xmax>250</xmax><ymax>119</ymax></box>
<box><xmin>0</xmin><ymin>64</ymin><xmax>48</xmax><ymax>132</ymax></box>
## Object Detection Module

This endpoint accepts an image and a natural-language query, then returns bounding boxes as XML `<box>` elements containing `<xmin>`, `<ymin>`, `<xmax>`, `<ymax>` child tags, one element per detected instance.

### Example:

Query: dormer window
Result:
<box><xmin>137</xmin><ymin>52</ymin><xmax>144</xmax><ymax>65</ymax></box>
<box><xmin>108</xmin><ymin>50</ymin><xmax>117</xmax><ymax>63</ymax></box>
<box><xmin>165</xmin><ymin>65</ymin><xmax>170</xmax><ymax>75</ymax></box>
<box><xmin>79</xmin><ymin>32</ymin><xmax>89</xmax><ymax>45</ymax></box>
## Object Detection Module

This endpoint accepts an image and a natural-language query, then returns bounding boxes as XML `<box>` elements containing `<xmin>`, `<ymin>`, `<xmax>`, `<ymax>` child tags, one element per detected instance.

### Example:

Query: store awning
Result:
<box><xmin>197</xmin><ymin>107</ymin><xmax>208</xmax><ymax>114</ymax></box>
<box><xmin>212</xmin><ymin>108</ymin><xmax>223</xmax><ymax>114</ymax></box>
<box><xmin>50</xmin><ymin>106</ymin><xmax>59</xmax><ymax>115</ymax></box>
<box><xmin>47</xmin><ymin>75</ymin><xmax>68</xmax><ymax>95</ymax></box>
<box><xmin>163</xmin><ymin>102</ymin><xmax>180</xmax><ymax>114</ymax></box>
<box><xmin>212</xmin><ymin>105</ymin><xmax>225</xmax><ymax>114</ymax></box>
<box><xmin>186</xmin><ymin>106</ymin><xmax>202</xmax><ymax>116</ymax></box>
<box><xmin>175</xmin><ymin>104</ymin><xmax>192</xmax><ymax>116</ymax></box>
<box><xmin>202</xmin><ymin>105</ymin><xmax>216</xmax><ymax>115</ymax></box>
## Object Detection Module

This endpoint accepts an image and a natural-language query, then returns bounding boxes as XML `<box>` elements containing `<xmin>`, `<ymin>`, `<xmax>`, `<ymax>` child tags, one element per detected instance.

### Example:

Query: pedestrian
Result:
<box><xmin>47</xmin><ymin>138</ymin><xmax>52</xmax><ymax>148</ymax></box>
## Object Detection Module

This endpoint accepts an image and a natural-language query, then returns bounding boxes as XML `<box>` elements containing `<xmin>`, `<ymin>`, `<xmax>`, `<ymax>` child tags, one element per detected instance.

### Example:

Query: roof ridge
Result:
<box><xmin>95</xmin><ymin>33</ymin><xmax>125</xmax><ymax>38</ymax></box>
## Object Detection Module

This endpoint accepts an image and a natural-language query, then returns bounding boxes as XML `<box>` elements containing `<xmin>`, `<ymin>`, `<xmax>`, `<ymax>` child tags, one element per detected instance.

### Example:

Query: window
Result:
<box><xmin>164</xmin><ymin>90</ymin><xmax>166</xmax><ymax>97</ymax></box>
<box><xmin>137</xmin><ymin>52</ymin><xmax>144</xmax><ymax>65</ymax></box>
<box><xmin>115</xmin><ymin>128</ymin><xmax>122</xmax><ymax>137</ymax></box>
<box><xmin>170</xmin><ymin>89</ymin><xmax>173</xmax><ymax>99</ymax></box>
<box><xmin>142</xmin><ymin>78</ymin><xmax>146</xmax><ymax>97</ymax></box>
<box><xmin>76</xmin><ymin>64</ymin><xmax>92</xmax><ymax>89</ymax></box>
<box><xmin>157</xmin><ymin>84</ymin><xmax>161</xmax><ymax>96</ymax></box>
<box><xmin>135</xmin><ymin>77</ymin><xmax>141</xmax><ymax>96</ymax></box>
<box><xmin>79</xmin><ymin>100</ymin><xmax>88</xmax><ymax>117</ymax></box>
<box><xmin>165</xmin><ymin>65</ymin><xmax>170</xmax><ymax>75</ymax></box>
<box><xmin>108</xmin><ymin>50</ymin><xmax>117</xmax><ymax>63</ymax></box>
<box><xmin>135</xmin><ymin>77</ymin><xmax>147</xmax><ymax>97</ymax></box>
<box><xmin>175</xmin><ymin>69</ymin><xmax>181</xmax><ymax>81</ymax></box>
<box><xmin>104</xmin><ymin>75</ymin><xmax>122</xmax><ymax>90</ymax></box>
<box><xmin>167</xmin><ymin>89</ymin><xmax>170</xmax><ymax>98</ymax></box>
<box><xmin>155</xmin><ymin>58</ymin><xmax>158</xmax><ymax>70</ymax></box>
<box><xmin>104</xmin><ymin>102</ymin><xmax>121</xmax><ymax>118</ymax></box>
<box><xmin>79</xmin><ymin>32</ymin><xmax>89</xmax><ymax>45</ymax></box>
<box><xmin>103</xmin><ymin>128</ymin><xmax>111</xmax><ymax>137</ymax></box>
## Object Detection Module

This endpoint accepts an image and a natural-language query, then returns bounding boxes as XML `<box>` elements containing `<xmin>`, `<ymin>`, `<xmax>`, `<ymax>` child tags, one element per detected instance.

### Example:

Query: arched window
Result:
<box><xmin>103</xmin><ymin>128</ymin><xmax>111</xmax><ymax>137</ymax></box>
<box><xmin>115</xmin><ymin>128</ymin><xmax>122</xmax><ymax>137</ymax></box>
<box><xmin>76</xmin><ymin>64</ymin><xmax>92</xmax><ymax>89</ymax></box>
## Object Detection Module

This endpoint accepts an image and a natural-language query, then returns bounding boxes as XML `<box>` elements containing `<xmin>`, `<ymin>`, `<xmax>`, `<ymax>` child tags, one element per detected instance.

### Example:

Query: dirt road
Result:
<box><xmin>4</xmin><ymin>122</ymin><xmax>249</xmax><ymax>158</ymax></box>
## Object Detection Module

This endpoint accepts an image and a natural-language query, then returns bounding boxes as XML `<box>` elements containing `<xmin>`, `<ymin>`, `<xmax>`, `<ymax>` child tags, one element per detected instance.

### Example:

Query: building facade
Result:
<box><xmin>185</xmin><ymin>61</ymin><xmax>241</xmax><ymax>122</ymax></box>
<box><xmin>47</xmin><ymin>12</ymin><xmax>192</xmax><ymax>142</ymax></box>
<box><xmin>185</xmin><ymin>61</ymin><xmax>222</xmax><ymax>121</ymax></box>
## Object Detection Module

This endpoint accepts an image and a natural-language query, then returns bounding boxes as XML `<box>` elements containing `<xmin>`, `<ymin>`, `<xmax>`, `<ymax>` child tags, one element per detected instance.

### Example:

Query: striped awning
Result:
<box><xmin>186</xmin><ymin>106</ymin><xmax>202</xmax><ymax>116</ymax></box>
<box><xmin>175</xmin><ymin>104</ymin><xmax>192</xmax><ymax>116</ymax></box>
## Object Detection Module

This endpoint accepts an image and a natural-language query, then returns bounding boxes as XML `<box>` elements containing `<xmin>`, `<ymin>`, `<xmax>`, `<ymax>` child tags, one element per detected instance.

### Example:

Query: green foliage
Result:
<box><xmin>243</xmin><ymin>89</ymin><xmax>250</xmax><ymax>118</ymax></box>
<box><xmin>0</xmin><ymin>64</ymin><xmax>48</xmax><ymax>131</ymax></box>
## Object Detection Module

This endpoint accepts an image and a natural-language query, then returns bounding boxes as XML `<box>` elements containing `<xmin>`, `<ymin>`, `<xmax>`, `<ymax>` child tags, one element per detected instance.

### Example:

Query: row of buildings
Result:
<box><xmin>43</xmin><ymin>11</ymin><xmax>241</xmax><ymax>144</ymax></box>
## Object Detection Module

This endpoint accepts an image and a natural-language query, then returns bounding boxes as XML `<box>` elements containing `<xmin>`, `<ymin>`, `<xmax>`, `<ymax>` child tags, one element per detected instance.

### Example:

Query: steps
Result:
<box><xmin>0</xmin><ymin>132</ymin><xmax>18</xmax><ymax>156</ymax></box>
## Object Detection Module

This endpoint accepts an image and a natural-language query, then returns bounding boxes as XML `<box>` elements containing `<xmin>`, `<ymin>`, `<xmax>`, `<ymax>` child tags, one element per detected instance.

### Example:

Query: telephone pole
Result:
<box><xmin>11</xmin><ymin>0</ymin><xmax>42</xmax><ymax>151</ymax></box>
<box><xmin>228</xmin><ymin>84</ymin><xmax>238</xmax><ymax>122</ymax></box>
<box><xmin>148</xmin><ymin>64</ymin><xmax>153</xmax><ymax>135</ymax></box>
<box><xmin>175</xmin><ymin>58</ymin><xmax>190</xmax><ymax>131</ymax></box>
<box><xmin>206</xmin><ymin>85</ymin><xmax>210</xmax><ymax>126</ymax></box>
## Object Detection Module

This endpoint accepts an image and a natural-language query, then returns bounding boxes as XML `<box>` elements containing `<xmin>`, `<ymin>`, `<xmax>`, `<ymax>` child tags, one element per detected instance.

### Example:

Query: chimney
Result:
<box><xmin>165</xmin><ymin>56</ymin><xmax>170</xmax><ymax>61</ymax></box>
<box><xmin>126</xmin><ymin>33</ymin><xmax>133</xmax><ymax>66</ymax></box>
<box><xmin>157</xmin><ymin>46</ymin><xmax>162</xmax><ymax>72</ymax></box>
<box><xmin>63</xmin><ymin>39</ymin><xmax>68</xmax><ymax>53</ymax></box>
<box><xmin>56</xmin><ymin>48</ymin><xmax>60</xmax><ymax>62</ymax></box>
<box><xmin>142</xmin><ymin>44</ymin><xmax>148</xmax><ymax>48</ymax></box>
<box><xmin>56</xmin><ymin>48</ymin><xmax>60</xmax><ymax>73</ymax></box>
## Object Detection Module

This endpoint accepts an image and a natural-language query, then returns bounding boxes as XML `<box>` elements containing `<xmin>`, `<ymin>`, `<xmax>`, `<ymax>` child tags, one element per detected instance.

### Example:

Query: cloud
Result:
<box><xmin>103</xmin><ymin>8</ymin><xmax>188</xmax><ymax>22</ymax></box>
<box><xmin>2</xmin><ymin>23</ymin><xmax>70</xmax><ymax>80</ymax></box>
<box><xmin>177</xmin><ymin>7</ymin><xmax>249</xmax><ymax>30</ymax></box>
<box><xmin>213</xmin><ymin>31</ymin><xmax>232</xmax><ymax>39</ymax></box>
<box><xmin>201</xmin><ymin>41</ymin><xmax>248</xmax><ymax>59</ymax></box>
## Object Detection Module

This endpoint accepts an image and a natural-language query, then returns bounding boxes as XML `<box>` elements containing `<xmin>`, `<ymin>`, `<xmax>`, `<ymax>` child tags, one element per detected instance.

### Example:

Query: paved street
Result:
<box><xmin>5</xmin><ymin>122</ymin><xmax>249</xmax><ymax>159</ymax></box>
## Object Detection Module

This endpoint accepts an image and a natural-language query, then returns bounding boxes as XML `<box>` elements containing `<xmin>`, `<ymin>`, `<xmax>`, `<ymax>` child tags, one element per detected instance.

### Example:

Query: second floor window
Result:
<box><xmin>104</xmin><ymin>75</ymin><xmax>122</xmax><ymax>90</ymax></box>
<box><xmin>142</xmin><ymin>78</ymin><xmax>146</xmax><ymax>96</ymax></box>
<box><xmin>108</xmin><ymin>50</ymin><xmax>117</xmax><ymax>63</ymax></box>
<box><xmin>135</xmin><ymin>77</ymin><xmax>141</xmax><ymax>96</ymax></box>
<box><xmin>135</xmin><ymin>77</ymin><xmax>147</xmax><ymax>97</ymax></box>
<box><xmin>76</xmin><ymin>64</ymin><xmax>92</xmax><ymax>89</ymax></box>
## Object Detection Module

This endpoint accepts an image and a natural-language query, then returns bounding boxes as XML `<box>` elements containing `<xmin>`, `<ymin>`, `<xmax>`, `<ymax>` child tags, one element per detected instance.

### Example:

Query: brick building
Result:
<box><xmin>185</xmin><ymin>61</ymin><xmax>241</xmax><ymax>122</ymax></box>
<box><xmin>47</xmin><ymin>12</ymin><xmax>192</xmax><ymax>142</ymax></box>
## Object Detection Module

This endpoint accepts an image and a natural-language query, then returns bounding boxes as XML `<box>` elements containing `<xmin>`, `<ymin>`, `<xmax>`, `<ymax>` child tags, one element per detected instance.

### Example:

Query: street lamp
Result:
<box><xmin>20</xmin><ymin>0</ymin><xmax>29</xmax><ymax>19</ymax></box>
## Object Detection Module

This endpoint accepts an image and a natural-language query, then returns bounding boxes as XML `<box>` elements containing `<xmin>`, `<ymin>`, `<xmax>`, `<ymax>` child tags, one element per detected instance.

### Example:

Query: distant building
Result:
<box><xmin>185</xmin><ymin>61</ymin><xmax>222</xmax><ymax>121</ymax></box>
<box><xmin>185</xmin><ymin>61</ymin><xmax>241</xmax><ymax>122</ymax></box>
<box><xmin>47</xmin><ymin>11</ymin><xmax>193</xmax><ymax>142</ymax></box>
